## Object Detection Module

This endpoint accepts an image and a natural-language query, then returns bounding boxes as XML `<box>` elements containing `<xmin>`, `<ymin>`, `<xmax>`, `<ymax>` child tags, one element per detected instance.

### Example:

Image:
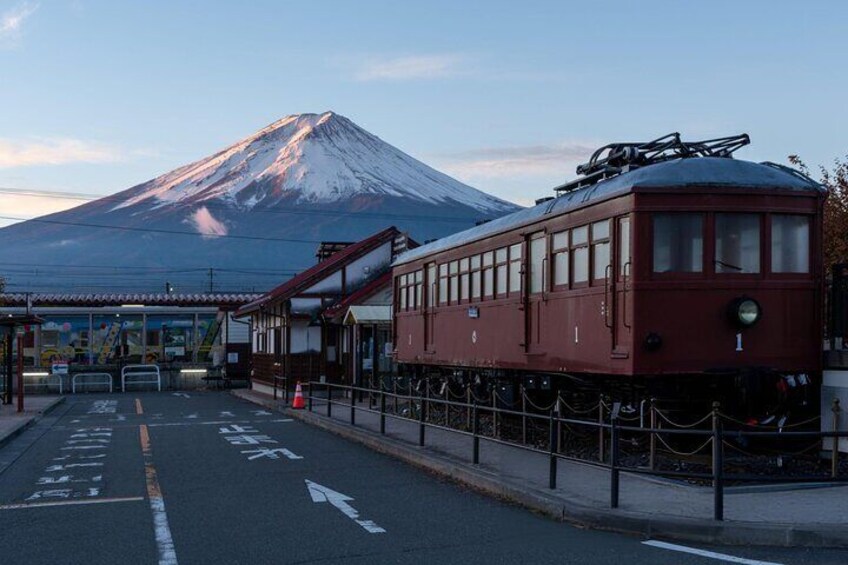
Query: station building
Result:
<box><xmin>0</xmin><ymin>293</ymin><xmax>259</xmax><ymax>383</ymax></box>
<box><xmin>235</xmin><ymin>226</ymin><xmax>412</xmax><ymax>395</ymax></box>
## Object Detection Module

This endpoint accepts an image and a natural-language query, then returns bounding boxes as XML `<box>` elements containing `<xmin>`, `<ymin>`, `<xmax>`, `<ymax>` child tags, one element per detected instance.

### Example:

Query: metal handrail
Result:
<box><xmin>72</xmin><ymin>373</ymin><xmax>113</xmax><ymax>394</ymax></box>
<box><xmin>121</xmin><ymin>364</ymin><xmax>161</xmax><ymax>392</ymax></box>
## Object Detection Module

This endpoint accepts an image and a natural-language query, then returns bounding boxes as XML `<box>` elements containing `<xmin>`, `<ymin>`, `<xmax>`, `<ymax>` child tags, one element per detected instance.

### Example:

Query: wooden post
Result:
<box><xmin>598</xmin><ymin>395</ymin><xmax>605</xmax><ymax>463</ymax></box>
<box><xmin>466</xmin><ymin>384</ymin><xmax>472</xmax><ymax>429</ymax></box>
<box><xmin>649</xmin><ymin>398</ymin><xmax>657</xmax><ymax>471</ymax></box>
<box><xmin>492</xmin><ymin>388</ymin><xmax>498</xmax><ymax>439</ymax></box>
<box><xmin>712</xmin><ymin>401</ymin><xmax>724</xmax><ymax>521</ymax></box>
<box><xmin>521</xmin><ymin>385</ymin><xmax>527</xmax><ymax>444</ymax></box>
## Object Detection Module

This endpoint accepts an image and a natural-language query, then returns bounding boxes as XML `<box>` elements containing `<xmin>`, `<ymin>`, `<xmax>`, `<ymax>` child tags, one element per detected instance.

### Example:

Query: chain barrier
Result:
<box><xmin>521</xmin><ymin>391</ymin><xmax>556</xmax><ymax>412</ymax></box>
<box><xmin>655</xmin><ymin>433</ymin><xmax>714</xmax><ymax>457</ymax></box>
<box><xmin>654</xmin><ymin>409</ymin><xmax>713</xmax><ymax>429</ymax></box>
<box><xmin>719</xmin><ymin>412</ymin><xmax>822</xmax><ymax>430</ymax></box>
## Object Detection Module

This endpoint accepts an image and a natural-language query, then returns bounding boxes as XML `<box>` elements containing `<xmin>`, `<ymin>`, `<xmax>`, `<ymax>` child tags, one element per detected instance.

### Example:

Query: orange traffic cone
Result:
<box><xmin>292</xmin><ymin>381</ymin><xmax>306</xmax><ymax>409</ymax></box>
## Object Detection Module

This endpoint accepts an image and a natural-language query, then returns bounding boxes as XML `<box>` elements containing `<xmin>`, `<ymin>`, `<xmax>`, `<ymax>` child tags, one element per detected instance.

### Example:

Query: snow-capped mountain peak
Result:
<box><xmin>113</xmin><ymin>111</ymin><xmax>514</xmax><ymax>214</ymax></box>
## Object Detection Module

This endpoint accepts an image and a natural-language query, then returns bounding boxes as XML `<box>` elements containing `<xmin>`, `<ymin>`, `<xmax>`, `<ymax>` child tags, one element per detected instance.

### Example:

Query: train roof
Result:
<box><xmin>395</xmin><ymin>157</ymin><xmax>824</xmax><ymax>266</ymax></box>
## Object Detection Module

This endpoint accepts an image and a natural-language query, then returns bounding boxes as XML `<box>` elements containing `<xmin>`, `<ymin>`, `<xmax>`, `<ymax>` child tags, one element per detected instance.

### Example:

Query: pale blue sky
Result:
<box><xmin>1</xmin><ymin>0</ymin><xmax>846</xmax><ymax>226</ymax></box>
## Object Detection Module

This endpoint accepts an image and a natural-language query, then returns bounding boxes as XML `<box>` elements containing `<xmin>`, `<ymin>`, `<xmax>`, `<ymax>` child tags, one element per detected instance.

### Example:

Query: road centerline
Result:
<box><xmin>139</xmin><ymin>424</ymin><xmax>178</xmax><ymax>565</ymax></box>
<box><xmin>135</xmin><ymin>398</ymin><xmax>144</xmax><ymax>415</ymax></box>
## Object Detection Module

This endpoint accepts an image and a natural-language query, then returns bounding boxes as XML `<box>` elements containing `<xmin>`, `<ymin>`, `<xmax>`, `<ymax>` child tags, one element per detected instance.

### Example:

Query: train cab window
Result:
<box><xmin>449</xmin><ymin>261</ymin><xmax>459</xmax><ymax>303</ymax></box>
<box><xmin>399</xmin><ymin>275</ymin><xmax>408</xmax><ymax>310</ymax></box>
<box><xmin>653</xmin><ymin>213</ymin><xmax>703</xmax><ymax>273</ymax></box>
<box><xmin>460</xmin><ymin>258</ymin><xmax>470</xmax><ymax>302</ymax></box>
<box><xmin>591</xmin><ymin>220</ymin><xmax>611</xmax><ymax>281</ymax></box>
<box><xmin>572</xmin><ymin>226</ymin><xmax>589</xmax><ymax>283</ymax></box>
<box><xmin>427</xmin><ymin>264</ymin><xmax>436</xmax><ymax>307</ymax></box>
<box><xmin>552</xmin><ymin>231</ymin><xmax>569</xmax><ymax>287</ymax></box>
<box><xmin>483</xmin><ymin>252</ymin><xmax>494</xmax><ymax>298</ymax></box>
<box><xmin>438</xmin><ymin>264</ymin><xmax>448</xmax><ymax>305</ymax></box>
<box><xmin>510</xmin><ymin>244</ymin><xmax>523</xmax><ymax>293</ymax></box>
<box><xmin>771</xmin><ymin>214</ymin><xmax>810</xmax><ymax>273</ymax></box>
<box><xmin>470</xmin><ymin>255</ymin><xmax>482</xmax><ymax>299</ymax></box>
<box><xmin>495</xmin><ymin>248</ymin><xmax>508</xmax><ymax>295</ymax></box>
<box><xmin>715</xmin><ymin>213</ymin><xmax>760</xmax><ymax>273</ymax></box>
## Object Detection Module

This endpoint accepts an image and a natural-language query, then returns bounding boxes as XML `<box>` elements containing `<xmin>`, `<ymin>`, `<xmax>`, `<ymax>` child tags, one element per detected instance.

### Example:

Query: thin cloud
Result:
<box><xmin>0</xmin><ymin>1</ymin><xmax>38</xmax><ymax>42</ymax></box>
<box><xmin>436</xmin><ymin>143</ymin><xmax>595</xmax><ymax>179</ymax></box>
<box><xmin>0</xmin><ymin>137</ymin><xmax>124</xmax><ymax>168</ymax></box>
<box><xmin>188</xmin><ymin>206</ymin><xmax>229</xmax><ymax>237</ymax></box>
<box><xmin>353</xmin><ymin>54</ymin><xmax>464</xmax><ymax>81</ymax></box>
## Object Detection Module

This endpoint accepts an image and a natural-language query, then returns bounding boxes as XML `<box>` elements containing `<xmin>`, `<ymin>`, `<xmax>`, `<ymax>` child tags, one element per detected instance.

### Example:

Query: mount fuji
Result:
<box><xmin>0</xmin><ymin>112</ymin><xmax>521</xmax><ymax>293</ymax></box>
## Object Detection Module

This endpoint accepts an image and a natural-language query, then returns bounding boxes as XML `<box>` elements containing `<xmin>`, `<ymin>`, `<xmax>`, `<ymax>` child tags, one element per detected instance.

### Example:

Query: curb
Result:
<box><xmin>0</xmin><ymin>396</ymin><xmax>66</xmax><ymax>450</ymax></box>
<box><xmin>231</xmin><ymin>389</ymin><xmax>848</xmax><ymax>548</ymax></box>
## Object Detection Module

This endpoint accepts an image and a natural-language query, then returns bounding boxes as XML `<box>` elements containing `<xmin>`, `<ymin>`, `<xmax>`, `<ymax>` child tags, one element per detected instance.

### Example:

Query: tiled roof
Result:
<box><xmin>322</xmin><ymin>271</ymin><xmax>392</xmax><ymax>321</ymax></box>
<box><xmin>235</xmin><ymin>227</ymin><xmax>400</xmax><ymax>317</ymax></box>
<box><xmin>0</xmin><ymin>293</ymin><xmax>261</xmax><ymax>307</ymax></box>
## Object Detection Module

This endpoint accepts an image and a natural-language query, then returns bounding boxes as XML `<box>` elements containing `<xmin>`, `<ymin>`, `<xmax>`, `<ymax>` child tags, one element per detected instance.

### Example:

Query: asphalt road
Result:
<box><xmin>0</xmin><ymin>392</ymin><xmax>846</xmax><ymax>565</ymax></box>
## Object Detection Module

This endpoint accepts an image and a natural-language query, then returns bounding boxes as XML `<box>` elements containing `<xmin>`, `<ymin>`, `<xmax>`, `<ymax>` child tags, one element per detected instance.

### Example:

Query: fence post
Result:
<box><xmin>351</xmin><ymin>384</ymin><xmax>356</xmax><ymax>426</ymax></box>
<box><xmin>419</xmin><ymin>383</ymin><xmax>427</xmax><ymax>446</ymax></box>
<box><xmin>712</xmin><ymin>401</ymin><xmax>724</xmax><ymax>521</ymax></box>
<box><xmin>649</xmin><ymin>397</ymin><xmax>656</xmax><ymax>471</ymax></box>
<box><xmin>833</xmin><ymin>398</ymin><xmax>841</xmax><ymax>479</ymax></box>
<box><xmin>521</xmin><ymin>385</ymin><xmax>527</xmax><ymax>445</ymax></box>
<box><xmin>327</xmin><ymin>383</ymin><xmax>332</xmax><ymax>418</ymax></box>
<box><xmin>393</xmin><ymin>378</ymin><xmax>398</xmax><ymax>413</ymax></box>
<box><xmin>466</xmin><ymin>385</ymin><xmax>472</xmax><ymax>429</ymax></box>
<box><xmin>610</xmin><ymin>409</ymin><xmax>620</xmax><ymax>508</ymax></box>
<box><xmin>380</xmin><ymin>389</ymin><xmax>386</xmax><ymax>434</ymax></box>
<box><xmin>308</xmin><ymin>382</ymin><xmax>313</xmax><ymax>412</ymax></box>
<box><xmin>472</xmin><ymin>401</ymin><xmax>480</xmax><ymax>464</ymax></box>
<box><xmin>598</xmin><ymin>395</ymin><xmax>606</xmax><ymax>463</ymax></box>
<box><xmin>557</xmin><ymin>394</ymin><xmax>563</xmax><ymax>453</ymax></box>
<box><xmin>492</xmin><ymin>388</ymin><xmax>498</xmax><ymax>439</ymax></box>
<box><xmin>549</xmin><ymin>403</ymin><xmax>559</xmax><ymax>489</ymax></box>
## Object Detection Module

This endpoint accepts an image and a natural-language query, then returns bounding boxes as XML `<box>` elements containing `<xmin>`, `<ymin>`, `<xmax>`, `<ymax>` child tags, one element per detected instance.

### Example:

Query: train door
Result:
<box><xmin>425</xmin><ymin>263</ymin><xmax>436</xmax><ymax>352</ymax></box>
<box><xmin>612</xmin><ymin>216</ymin><xmax>631</xmax><ymax>356</ymax></box>
<box><xmin>526</xmin><ymin>233</ymin><xmax>546</xmax><ymax>353</ymax></box>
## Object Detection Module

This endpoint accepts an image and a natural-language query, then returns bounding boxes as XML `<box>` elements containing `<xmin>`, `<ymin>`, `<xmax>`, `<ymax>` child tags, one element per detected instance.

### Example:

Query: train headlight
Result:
<box><xmin>729</xmin><ymin>297</ymin><xmax>761</xmax><ymax>328</ymax></box>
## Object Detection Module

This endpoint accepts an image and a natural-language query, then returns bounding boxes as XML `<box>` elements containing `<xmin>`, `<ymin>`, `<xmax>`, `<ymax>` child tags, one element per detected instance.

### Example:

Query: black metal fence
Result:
<box><xmin>306</xmin><ymin>381</ymin><xmax>847</xmax><ymax>522</ymax></box>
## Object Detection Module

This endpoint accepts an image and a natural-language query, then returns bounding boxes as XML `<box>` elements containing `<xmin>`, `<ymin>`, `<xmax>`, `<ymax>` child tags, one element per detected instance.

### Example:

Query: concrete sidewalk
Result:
<box><xmin>0</xmin><ymin>396</ymin><xmax>65</xmax><ymax>449</ymax></box>
<box><xmin>233</xmin><ymin>388</ymin><xmax>848</xmax><ymax>548</ymax></box>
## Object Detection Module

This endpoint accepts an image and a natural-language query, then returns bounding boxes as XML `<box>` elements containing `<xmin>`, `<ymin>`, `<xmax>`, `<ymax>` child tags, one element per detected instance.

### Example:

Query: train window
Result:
<box><xmin>573</xmin><ymin>226</ymin><xmax>589</xmax><ymax>283</ymax></box>
<box><xmin>618</xmin><ymin>217</ymin><xmax>631</xmax><ymax>276</ymax></box>
<box><xmin>771</xmin><ymin>215</ymin><xmax>810</xmax><ymax>273</ymax></box>
<box><xmin>449</xmin><ymin>261</ymin><xmax>459</xmax><ymax>303</ymax></box>
<box><xmin>592</xmin><ymin>220</ymin><xmax>611</xmax><ymax>281</ymax></box>
<box><xmin>439</xmin><ymin>264</ymin><xmax>448</xmax><ymax>304</ymax></box>
<box><xmin>528</xmin><ymin>238</ymin><xmax>545</xmax><ymax>294</ymax></box>
<box><xmin>415</xmin><ymin>270</ymin><xmax>423</xmax><ymax>309</ymax></box>
<box><xmin>653</xmin><ymin>213</ymin><xmax>704</xmax><ymax>273</ymax></box>
<box><xmin>552</xmin><ymin>230</ymin><xmax>569</xmax><ymax>287</ymax></box>
<box><xmin>510</xmin><ymin>244</ymin><xmax>523</xmax><ymax>293</ymax></box>
<box><xmin>470</xmin><ymin>255</ymin><xmax>482</xmax><ymax>299</ymax></box>
<box><xmin>460</xmin><ymin>269</ymin><xmax>470</xmax><ymax>301</ymax></box>
<box><xmin>715</xmin><ymin>213</ymin><xmax>760</xmax><ymax>273</ymax></box>
<box><xmin>495</xmin><ymin>248</ymin><xmax>508</xmax><ymax>295</ymax></box>
<box><xmin>427</xmin><ymin>264</ymin><xmax>436</xmax><ymax>307</ymax></box>
<box><xmin>483</xmin><ymin>251</ymin><xmax>494</xmax><ymax>298</ymax></box>
<box><xmin>399</xmin><ymin>275</ymin><xmax>408</xmax><ymax>310</ymax></box>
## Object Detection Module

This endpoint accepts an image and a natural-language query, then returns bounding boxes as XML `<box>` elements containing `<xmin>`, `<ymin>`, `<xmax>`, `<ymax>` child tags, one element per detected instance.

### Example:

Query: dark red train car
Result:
<box><xmin>392</xmin><ymin>135</ymin><xmax>826</xmax><ymax>412</ymax></box>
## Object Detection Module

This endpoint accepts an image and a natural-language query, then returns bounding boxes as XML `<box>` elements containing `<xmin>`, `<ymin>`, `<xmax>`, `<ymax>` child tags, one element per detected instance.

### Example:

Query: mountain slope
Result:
<box><xmin>0</xmin><ymin>112</ymin><xmax>521</xmax><ymax>293</ymax></box>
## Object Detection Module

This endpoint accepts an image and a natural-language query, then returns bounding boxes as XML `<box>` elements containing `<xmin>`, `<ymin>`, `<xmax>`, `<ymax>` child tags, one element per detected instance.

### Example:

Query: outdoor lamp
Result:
<box><xmin>729</xmin><ymin>297</ymin><xmax>761</xmax><ymax>328</ymax></box>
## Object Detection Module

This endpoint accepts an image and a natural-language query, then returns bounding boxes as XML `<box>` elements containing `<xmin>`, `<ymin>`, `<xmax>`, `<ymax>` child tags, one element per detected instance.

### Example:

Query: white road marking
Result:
<box><xmin>0</xmin><ymin>496</ymin><xmax>144</xmax><ymax>511</ymax></box>
<box><xmin>219</xmin><ymin>425</ymin><xmax>258</xmax><ymax>434</ymax></box>
<box><xmin>251</xmin><ymin>410</ymin><xmax>272</xmax><ymax>416</ymax></box>
<box><xmin>223</xmin><ymin>434</ymin><xmax>276</xmax><ymax>446</ymax></box>
<box><xmin>45</xmin><ymin>462</ymin><xmax>103</xmax><ymax>472</ymax></box>
<box><xmin>219</xmin><ymin>411</ymin><xmax>234</xmax><ymax>417</ymax></box>
<box><xmin>185</xmin><ymin>413</ymin><xmax>198</xmax><ymax>419</ymax></box>
<box><xmin>140</xmin><ymin>425</ymin><xmax>178</xmax><ymax>565</ymax></box>
<box><xmin>642</xmin><ymin>541</ymin><xmax>784</xmax><ymax>565</ymax></box>
<box><xmin>172</xmin><ymin>393</ymin><xmax>190</xmax><ymax>398</ymax></box>
<box><xmin>241</xmin><ymin>448</ymin><xmax>303</xmax><ymax>461</ymax></box>
<box><xmin>61</xmin><ymin>445</ymin><xmax>108</xmax><ymax>450</ymax></box>
<box><xmin>305</xmin><ymin>480</ymin><xmax>385</xmax><ymax>534</ymax></box>
<box><xmin>26</xmin><ymin>487</ymin><xmax>100</xmax><ymax>501</ymax></box>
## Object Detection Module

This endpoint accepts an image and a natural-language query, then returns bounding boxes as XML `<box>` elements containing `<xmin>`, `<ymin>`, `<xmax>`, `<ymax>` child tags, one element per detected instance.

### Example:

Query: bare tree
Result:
<box><xmin>788</xmin><ymin>154</ymin><xmax>848</xmax><ymax>272</ymax></box>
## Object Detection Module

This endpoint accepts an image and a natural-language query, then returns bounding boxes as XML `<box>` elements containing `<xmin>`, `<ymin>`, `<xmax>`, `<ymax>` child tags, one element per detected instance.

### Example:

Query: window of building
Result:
<box><xmin>592</xmin><ymin>220</ymin><xmax>611</xmax><ymax>281</ymax></box>
<box><xmin>653</xmin><ymin>213</ymin><xmax>704</xmax><ymax>273</ymax></box>
<box><xmin>552</xmin><ymin>230</ymin><xmax>569</xmax><ymax>287</ymax></box>
<box><xmin>572</xmin><ymin>226</ymin><xmax>589</xmax><ymax>283</ymax></box>
<box><xmin>715</xmin><ymin>213</ymin><xmax>760</xmax><ymax>273</ymax></box>
<box><xmin>771</xmin><ymin>214</ymin><xmax>810</xmax><ymax>273</ymax></box>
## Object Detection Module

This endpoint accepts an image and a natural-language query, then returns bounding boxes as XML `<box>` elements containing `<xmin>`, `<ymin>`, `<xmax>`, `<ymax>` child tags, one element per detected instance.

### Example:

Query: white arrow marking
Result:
<box><xmin>305</xmin><ymin>480</ymin><xmax>385</xmax><ymax>534</ymax></box>
<box><xmin>172</xmin><ymin>393</ymin><xmax>190</xmax><ymax>399</ymax></box>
